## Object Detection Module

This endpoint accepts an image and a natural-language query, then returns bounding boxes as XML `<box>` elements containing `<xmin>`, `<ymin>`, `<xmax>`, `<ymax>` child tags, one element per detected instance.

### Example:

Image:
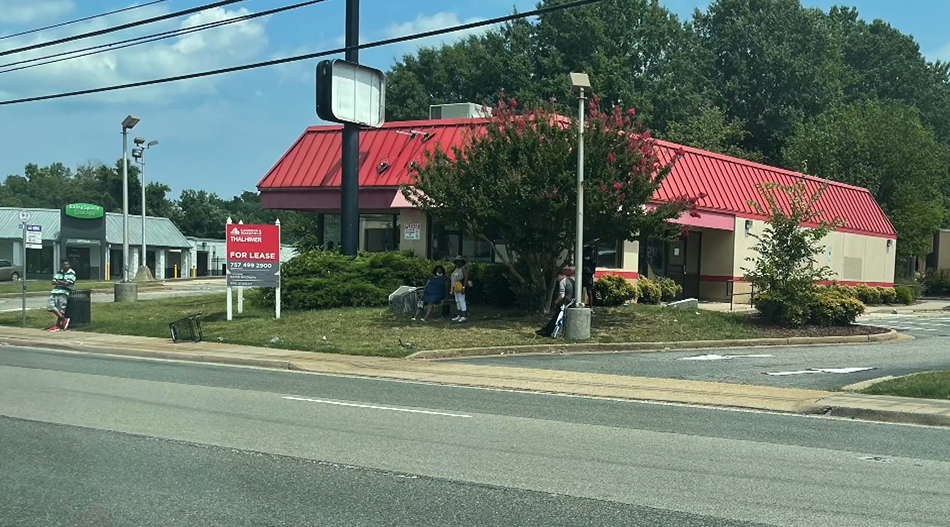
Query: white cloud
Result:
<box><xmin>0</xmin><ymin>5</ymin><xmax>269</xmax><ymax>104</ymax></box>
<box><xmin>0</xmin><ymin>0</ymin><xmax>74</xmax><ymax>25</ymax></box>
<box><xmin>383</xmin><ymin>12</ymin><xmax>493</xmax><ymax>50</ymax></box>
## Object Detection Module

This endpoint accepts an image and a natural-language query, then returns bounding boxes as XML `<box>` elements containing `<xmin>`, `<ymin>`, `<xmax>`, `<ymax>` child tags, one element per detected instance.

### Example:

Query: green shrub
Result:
<box><xmin>852</xmin><ymin>284</ymin><xmax>882</xmax><ymax>305</ymax></box>
<box><xmin>754</xmin><ymin>287</ymin><xmax>865</xmax><ymax>327</ymax></box>
<box><xmin>594</xmin><ymin>274</ymin><xmax>640</xmax><ymax>307</ymax></box>
<box><xmin>894</xmin><ymin>285</ymin><xmax>916</xmax><ymax>305</ymax></box>
<box><xmin>657</xmin><ymin>277</ymin><xmax>682</xmax><ymax>302</ymax></box>
<box><xmin>752</xmin><ymin>292</ymin><xmax>810</xmax><ymax>327</ymax></box>
<box><xmin>921</xmin><ymin>270</ymin><xmax>950</xmax><ymax>295</ymax></box>
<box><xmin>878</xmin><ymin>287</ymin><xmax>897</xmax><ymax>305</ymax></box>
<box><xmin>809</xmin><ymin>291</ymin><xmax>866</xmax><ymax>326</ymax></box>
<box><xmin>253</xmin><ymin>250</ymin><xmax>525</xmax><ymax>311</ymax></box>
<box><xmin>638</xmin><ymin>278</ymin><xmax>662</xmax><ymax>305</ymax></box>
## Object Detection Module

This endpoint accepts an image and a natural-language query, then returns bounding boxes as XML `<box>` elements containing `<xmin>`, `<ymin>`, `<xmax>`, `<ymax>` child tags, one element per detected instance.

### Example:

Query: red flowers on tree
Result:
<box><xmin>403</xmin><ymin>94</ymin><xmax>701</xmax><ymax>312</ymax></box>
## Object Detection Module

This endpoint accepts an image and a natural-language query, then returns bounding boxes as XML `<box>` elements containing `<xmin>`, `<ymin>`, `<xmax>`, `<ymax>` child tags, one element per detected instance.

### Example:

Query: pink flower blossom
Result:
<box><xmin>607</xmin><ymin>153</ymin><xmax>616</xmax><ymax>164</ymax></box>
<box><xmin>613</xmin><ymin>182</ymin><xmax>622</xmax><ymax>190</ymax></box>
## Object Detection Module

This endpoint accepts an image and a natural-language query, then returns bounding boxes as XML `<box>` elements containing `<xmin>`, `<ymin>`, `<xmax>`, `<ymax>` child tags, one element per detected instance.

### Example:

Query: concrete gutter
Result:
<box><xmin>407</xmin><ymin>330</ymin><xmax>901</xmax><ymax>360</ymax></box>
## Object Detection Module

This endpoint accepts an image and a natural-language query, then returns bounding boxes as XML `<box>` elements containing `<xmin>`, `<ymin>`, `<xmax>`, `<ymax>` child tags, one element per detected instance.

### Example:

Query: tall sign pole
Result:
<box><xmin>340</xmin><ymin>0</ymin><xmax>360</xmax><ymax>256</ymax></box>
<box><xmin>226</xmin><ymin>217</ymin><xmax>233</xmax><ymax>321</ymax></box>
<box><xmin>275</xmin><ymin>218</ymin><xmax>281</xmax><ymax>320</ymax></box>
<box><xmin>19</xmin><ymin>210</ymin><xmax>29</xmax><ymax>327</ymax></box>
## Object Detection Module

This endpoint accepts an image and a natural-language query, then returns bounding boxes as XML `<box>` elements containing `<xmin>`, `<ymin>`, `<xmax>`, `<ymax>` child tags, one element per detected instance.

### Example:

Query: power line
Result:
<box><xmin>0</xmin><ymin>0</ymin><xmax>249</xmax><ymax>58</ymax></box>
<box><xmin>0</xmin><ymin>0</ymin><xmax>331</xmax><ymax>74</ymax></box>
<box><xmin>0</xmin><ymin>0</ymin><xmax>607</xmax><ymax>106</ymax></box>
<box><xmin>0</xmin><ymin>0</ymin><xmax>171</xmax><ymax>41</ymax></box>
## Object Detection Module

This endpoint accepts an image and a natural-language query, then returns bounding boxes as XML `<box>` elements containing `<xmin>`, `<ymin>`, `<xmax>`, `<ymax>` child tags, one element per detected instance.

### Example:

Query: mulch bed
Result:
<box><xmin>742</xmin><ymin>315</ymin><xmax>890</xmax><ymax>338</ymax></box>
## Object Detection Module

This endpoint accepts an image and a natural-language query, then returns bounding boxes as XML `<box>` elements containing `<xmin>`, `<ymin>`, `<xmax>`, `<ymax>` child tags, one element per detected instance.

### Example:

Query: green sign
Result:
<box><xmin>64</xmin><ymin>203</ymin><xmax>104</xmax><ymax>219</ymax></box>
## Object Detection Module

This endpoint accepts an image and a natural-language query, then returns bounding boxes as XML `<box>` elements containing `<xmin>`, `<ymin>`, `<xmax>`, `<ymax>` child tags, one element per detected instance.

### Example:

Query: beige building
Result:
<box><xmin>258</xmin><ymin>108</ymin><xmax>897</xmax><ymax>303</ymax></box>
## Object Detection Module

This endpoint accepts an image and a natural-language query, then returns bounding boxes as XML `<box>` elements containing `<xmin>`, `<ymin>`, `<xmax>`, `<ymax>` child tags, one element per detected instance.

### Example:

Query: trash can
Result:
<box><xmin>169</xmin><ymin>313</ymin><xmax>203</xmax><ymax>343</ymax></box>
<box><xmin>64</xmin><ymin>290</ymin><xmax>92</xmax><ymax>328</ymax></box>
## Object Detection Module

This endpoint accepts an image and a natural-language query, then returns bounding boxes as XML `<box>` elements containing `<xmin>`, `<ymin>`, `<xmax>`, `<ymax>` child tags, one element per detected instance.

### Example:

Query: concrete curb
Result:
<box><xmin>0</xmin><ymin>337</ymin><xmax>293</xmax><ymax>370</ymax></box>
<box><xmin>821</xmin><ymin>406</ymin><xmax>950</xmax><ymax>428</ymax></box>
<box><xmin>406</xmin><ymin>330</ymin><xmax>900</xmax><ymax>360</ymax></box>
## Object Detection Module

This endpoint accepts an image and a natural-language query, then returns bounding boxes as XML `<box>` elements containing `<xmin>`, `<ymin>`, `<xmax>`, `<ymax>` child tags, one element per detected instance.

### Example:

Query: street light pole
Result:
<box><xmin>133</xmin><ymin>138</ymin><xmax>158</xmax><ymax>278</ymax></box>
<box><xmin>116</xmin><ymin>115</ymin><xmax>140</xmax><ymax>303</ymax></box>
<box><xmin>340</xmin><ymin>0</ymin><xmax>360</xmax><ymax>256</ymax></box>
<box><xmin>565</xmin><ymin>72</ymin><xmax>592</xmax><ymax>341</ymax></box>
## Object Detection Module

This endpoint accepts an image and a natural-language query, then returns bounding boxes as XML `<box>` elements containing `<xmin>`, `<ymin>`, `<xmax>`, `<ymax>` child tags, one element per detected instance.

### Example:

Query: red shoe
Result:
<box><xmin>48</xmin><ymin>326</ymin><xmax>61</xmax><ymax>332</ymax></box>
<box><xmin>60</xmin><ymin>318</ymin><xmax>70</xmax><ymax>330</ymax></box>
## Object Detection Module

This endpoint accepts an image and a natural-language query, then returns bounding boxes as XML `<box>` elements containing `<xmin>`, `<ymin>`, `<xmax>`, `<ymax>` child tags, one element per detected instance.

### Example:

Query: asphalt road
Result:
<box><xmin>0</xmin><ymin>280</ymin><xmax>226</xmax><ymax>312</ymax></box>
<box><xmin>454</xmin><ymin>316</ymin><xmax>950</xmax><ymax>391</ymax></box>
<box><xmin>2</xmin><ymin>346</ymin><xmax>949</xmax><ymax>526</ymax></box>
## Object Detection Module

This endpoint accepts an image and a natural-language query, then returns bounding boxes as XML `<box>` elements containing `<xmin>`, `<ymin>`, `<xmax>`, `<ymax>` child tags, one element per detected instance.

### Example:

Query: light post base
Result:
<box><xmin>134</xmin><ymin>266</ymin><xmax>154</xmax><ymax>281</ymax></box>
<box><xmin>564</xmin><ymin>307</ymin><xmax>592</xmax><ymax>341</ymax></box>
<box><xmin>114</xmin><ymin>282</ymin><xmax>139</xmax><ymax>303</ymax></box>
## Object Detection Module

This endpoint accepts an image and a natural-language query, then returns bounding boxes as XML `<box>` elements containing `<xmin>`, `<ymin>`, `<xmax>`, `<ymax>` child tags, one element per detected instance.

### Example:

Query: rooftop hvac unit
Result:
<box><xmin>428</xmin><ymin>102</ymin><xmax>490</xmax><ymax>120</ymax></box>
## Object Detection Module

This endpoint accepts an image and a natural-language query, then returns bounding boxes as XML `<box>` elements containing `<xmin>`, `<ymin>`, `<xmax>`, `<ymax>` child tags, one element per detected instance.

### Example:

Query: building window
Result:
<box><xmin>26</xmin><ymin>245</ymin><xmax>55</xmax><ymax>277</ymax></box>
<box><xmin>429</xmin><ymin>217</ymin><xmax>495</xmax><ymax>262</ymax></box>
<box><xmin>595</xmin><ymin>239</ymin><xmax>623</xmax><ymax>269</ymax></box>
<box><xmin>361</xmin><ymin>214</ymin><xmax>398</xmax><ymax>252</ymax></box>
<box><xmin>638</xmin><ymin>237</ymin><xmax>668</xmax><ymax>280</ymax></box>
<box><xmin>320</xmin><ymin>213</ymin><xmax>398</xmax><ymax>252</ymax></box>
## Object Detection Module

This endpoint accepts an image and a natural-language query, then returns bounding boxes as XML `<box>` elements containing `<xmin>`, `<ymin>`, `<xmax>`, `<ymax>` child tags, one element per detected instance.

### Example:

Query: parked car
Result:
<box><xmin>0</xmin><ymin>260</ymin><xmax>23</xmax><ymax>281</ymax></box>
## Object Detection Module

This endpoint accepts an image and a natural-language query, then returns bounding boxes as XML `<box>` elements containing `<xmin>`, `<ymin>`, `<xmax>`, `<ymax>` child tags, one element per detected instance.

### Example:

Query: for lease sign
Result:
<box><xmin>227</xmin><ymin>224</ymin><xmax>280</xmax><ymax>262</ymax></box>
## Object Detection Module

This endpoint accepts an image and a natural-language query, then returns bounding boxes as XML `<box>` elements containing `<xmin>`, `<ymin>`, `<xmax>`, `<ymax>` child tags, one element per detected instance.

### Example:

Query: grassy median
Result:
<box><xmin>0</xmin><ymin>293</ymin><xmax>888</xmax><ymax>358</ymax></box>
<box><xmin>860</xmin><ymin>371</ymin><xmax>950</xmax><ymax>400</ymax></box>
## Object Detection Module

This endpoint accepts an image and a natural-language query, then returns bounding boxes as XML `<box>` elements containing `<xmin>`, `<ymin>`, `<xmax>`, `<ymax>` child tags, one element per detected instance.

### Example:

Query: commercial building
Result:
<box><xmin>0</xmin><ymin>206</ymin><xmax>192</xmax><ymax>280</ymax></box>
<box><xmin>257</xmin><ymin>106</ymin><xmax>897</xmax><ymax>303</ymax></box>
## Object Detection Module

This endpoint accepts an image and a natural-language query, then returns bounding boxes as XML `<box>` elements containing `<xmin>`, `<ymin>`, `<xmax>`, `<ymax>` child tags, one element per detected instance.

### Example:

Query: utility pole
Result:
<box><xmin>340</xmin><ymin>0</ymin><xmax>360</xmax><ymax>256</ymax></box>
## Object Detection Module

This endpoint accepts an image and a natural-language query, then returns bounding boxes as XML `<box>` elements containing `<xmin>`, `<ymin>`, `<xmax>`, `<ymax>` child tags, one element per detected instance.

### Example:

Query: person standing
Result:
<box><xmin>451</xmin><ymin>256</ymin><xmax>472</xmax><ymax>323</ymax></box>
<box><xmin>47</xmin><ymin>259</ymin><xmax>76</xmax><ymax>331</ymax></box>
<box><xmin>581</xmin><ymin>239</ymin><xmax>598</xmax><ymax>311</ymax></box>
<box><xmin>535</xmin><ymin>268</ymin><xmax>576</xmax><ymax>337</ymax></box>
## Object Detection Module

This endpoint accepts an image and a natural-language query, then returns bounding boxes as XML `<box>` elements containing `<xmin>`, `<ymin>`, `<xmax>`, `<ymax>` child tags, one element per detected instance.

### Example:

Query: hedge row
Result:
<box><xmin>252</xmin><ymin>250</ymin><xmax>519</xmax><ymax>310</ymax></box>
<box><xmin>820</xmin><ymin>283</ymin><xmax>919</xmax><ymax>306</ymax></box>
<box><xmin>592</xmin><ymin>274</ymin><xmax>682</xmax><ymax>307</ymax></box>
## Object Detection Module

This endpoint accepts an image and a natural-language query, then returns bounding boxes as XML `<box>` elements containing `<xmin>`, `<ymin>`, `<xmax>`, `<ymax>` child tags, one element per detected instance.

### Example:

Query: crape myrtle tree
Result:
<box><xmin>402</xmin><ymin>95</ymin><xmax>701</xmax><ymax>313</ymax></box>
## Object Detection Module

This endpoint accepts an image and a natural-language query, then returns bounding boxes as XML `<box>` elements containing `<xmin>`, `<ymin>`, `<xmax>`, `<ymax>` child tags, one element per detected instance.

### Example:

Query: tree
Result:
<box><xmin>661</xmin><ymin>105</ymin><xmax>763</xmax><ymax>162</ymax></box>
<box><xmin>176</xmin><ymin>189</ymin><xmax>230</xmax><ymax>239</ymax></box>
<box><xmin>385</xmin><ymin>0</ymin><xmax>715</xmax><ymax>134</ymax></box>
<box><xmin>742</xmin><ymin>180</ymin><xmax>853</xmax><ymax>327</ymax></box>
<box><xmin>783</xmin><ymin>99</ymin><xmax>950</xmax><ymax>257</ymax></box>
<box><xmin>694</xmin><ymin>0</ymin><xmax>849</xmax><ymax>164</ymax></box>
<box><xmin>403</xmin><ymin>95</ymin><xmax>694</xmax><ymax>312</ymax></box>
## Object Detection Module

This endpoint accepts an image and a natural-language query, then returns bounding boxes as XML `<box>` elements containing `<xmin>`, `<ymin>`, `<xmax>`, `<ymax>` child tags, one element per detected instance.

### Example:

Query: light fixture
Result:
<box><xmin>744</xmin><ymin>219</ymin><xmax>753</xmax><ymax>235</ymax></box>
<box><xmin>887</xmin><ymin>239</ymin><xmax>893</xmax><ymax>249</ymax></box>
<box><xmin>121</xmin><ymin>115</ymin><xmax>140</xmax><ymax>129</ymax></box>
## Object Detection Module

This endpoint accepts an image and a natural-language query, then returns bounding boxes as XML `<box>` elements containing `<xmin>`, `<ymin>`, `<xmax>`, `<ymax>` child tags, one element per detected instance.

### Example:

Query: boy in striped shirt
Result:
<box><xmin>47</xmin><ymin>259</ymin><xmax>76</xmax><ymax>331</ymax></box>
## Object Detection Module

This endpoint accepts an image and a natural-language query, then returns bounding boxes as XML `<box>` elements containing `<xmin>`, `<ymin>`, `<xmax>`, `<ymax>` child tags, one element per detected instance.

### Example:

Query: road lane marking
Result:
<box><xmin>282</xmin><ymin>396</ymin><xmax>472</xmax><ymax>418</ymax></box>
<box><xmin>765</xmin><ymin>367</ymin><xmax>875</xmax><ymax>376</ymax></box>
<box><xmin>678</xmin><ymin>354</ymin><xmax>774</xmax><ymax>361</ymax></box>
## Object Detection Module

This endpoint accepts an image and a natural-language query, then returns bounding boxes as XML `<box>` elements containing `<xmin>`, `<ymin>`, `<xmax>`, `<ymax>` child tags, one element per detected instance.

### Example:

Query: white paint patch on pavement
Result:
<box><xmin>764</xmin><ymin>367</ymin><xmax>876</xmax><ymax>376</ymax></box>
<box><xmin>678</xmin><ymin>354</ymin><xmax>775</xmax><ymax>361</ymax></box>
<box><xmin>282</xmin><ymin>396</ymin><xmax>472</xmax><ymax>418</ymax></box>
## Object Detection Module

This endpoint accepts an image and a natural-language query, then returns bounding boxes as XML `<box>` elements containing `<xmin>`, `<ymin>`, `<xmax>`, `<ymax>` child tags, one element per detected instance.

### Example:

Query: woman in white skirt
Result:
<box><xmin>450</xmin><ymin>256</ymin><xmax>472</xmax><ymax>323</ymax></box>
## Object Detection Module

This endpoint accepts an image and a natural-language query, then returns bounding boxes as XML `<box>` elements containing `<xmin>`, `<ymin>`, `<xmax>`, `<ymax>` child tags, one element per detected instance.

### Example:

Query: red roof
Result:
<box><xmin>258</xmin><ymin>119</ymin><xmax>896</xmax><ymax>238</ymax></box>
<box><xmin>257</xmin><ymin>119</ymin><xmax>477</xmax><ymax>189</ymax></box>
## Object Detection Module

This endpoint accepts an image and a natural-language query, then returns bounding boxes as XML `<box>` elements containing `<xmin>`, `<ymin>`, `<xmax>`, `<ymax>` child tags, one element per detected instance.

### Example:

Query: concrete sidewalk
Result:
<box><xmin>1</xmin><ymin>326</ymin><xmax>947</xmax><ymax>427</ymax></box>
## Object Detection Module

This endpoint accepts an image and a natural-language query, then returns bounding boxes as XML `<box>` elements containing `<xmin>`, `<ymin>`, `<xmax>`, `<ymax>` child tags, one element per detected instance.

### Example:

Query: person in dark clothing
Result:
<box><xmin>581</xmin><ymin>239</ymin><xmax>598</xmax><ymax>309</ymax></box>
<box><xmin>413</xmin><ymin>265</ymin><xmax>450</xmax><ymax>322</ymax></box>
<box><xmin>536</xmin><ymin>268</ymin><xmax>576</xmax><ymax>337</ymax></box>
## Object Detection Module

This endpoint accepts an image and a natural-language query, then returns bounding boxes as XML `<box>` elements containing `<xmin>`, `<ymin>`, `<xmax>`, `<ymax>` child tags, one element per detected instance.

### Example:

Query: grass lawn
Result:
<box><xmin>0</xmin><ymin>293</ymin><xmax>888</xmax><ymax>358</ymax></box>
<box><xmin>0</xmin><ymin>279</ymin><xmax>166</xmax><ymax>296</ymax></box>
<box><xmin>860</xmin><ymin>371</ymin><xmax>950</xmax><ymax>400</ymax></box>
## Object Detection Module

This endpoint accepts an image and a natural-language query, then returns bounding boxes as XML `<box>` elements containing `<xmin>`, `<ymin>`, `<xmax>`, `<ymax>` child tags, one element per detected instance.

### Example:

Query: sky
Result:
<box><xmin>1</xmin><ymin>0</ymin><xmax>949</xmax><ymax>200</ymax></box>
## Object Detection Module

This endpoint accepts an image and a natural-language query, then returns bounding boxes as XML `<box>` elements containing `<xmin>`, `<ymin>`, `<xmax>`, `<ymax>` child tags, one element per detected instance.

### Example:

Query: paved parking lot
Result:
<box><xmin>452</xmin><ymin>315</ymin><xmax>950</xmax><ymax>390</ymax></box>
<box><xmin>857</xmin><ymin>314</ymin><xmax>950</xmax><ymax>338</ymax></box>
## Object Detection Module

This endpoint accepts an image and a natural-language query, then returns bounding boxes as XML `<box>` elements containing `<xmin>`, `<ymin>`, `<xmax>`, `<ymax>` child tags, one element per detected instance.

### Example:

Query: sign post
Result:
<box><xmin>19</xmin><ymin>210</ymin><xmax>28</xmax><ymax>327</ymax></box>
<box><xmin>226</xmin><ymin>220</ymin><xmax>281</xmax><ymax>320</ymax></box>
